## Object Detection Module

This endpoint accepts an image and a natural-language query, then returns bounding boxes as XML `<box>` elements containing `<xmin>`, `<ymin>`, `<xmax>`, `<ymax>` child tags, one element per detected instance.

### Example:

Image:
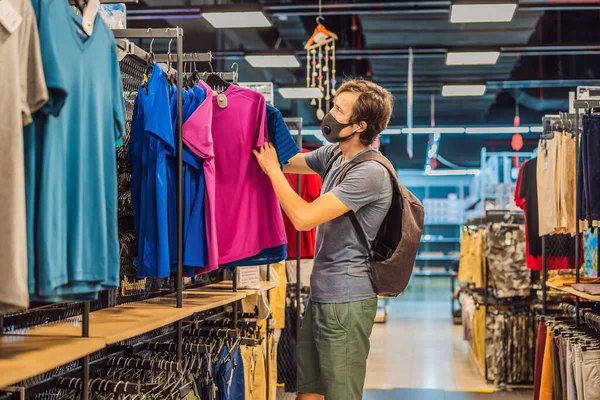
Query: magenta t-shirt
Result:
<box><xmin>182</xmin><ymin>81</ymin><xmax>218</xmax><ymax>271</ymax></box>
<box><xmin>211</xmin><ymin>85</ymin><xmax>287</xmax><ymax>264</ymax></box>
<box><xmin>183</xmin><ymin>83</ymin><xmax>287</xmax><ymax>265</ymax></box>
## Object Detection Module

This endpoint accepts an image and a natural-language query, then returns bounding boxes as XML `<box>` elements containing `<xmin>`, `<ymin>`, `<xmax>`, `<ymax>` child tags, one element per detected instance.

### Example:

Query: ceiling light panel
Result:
<box><xmin>446</xmin><ymin>51</ymin><xmax>500</xmax><ymax>65</ymax></box>
<box><xmin>450</xmin><ymin>3</ymin><xmax>517</xmax><ymax>23</ymax></box>
<box><xmin>279</xmin><ymin>87</ymin><xmax>323</xmax><ymax>99</ymax></box>
<box><xmin>203</xmin><ymin>11</ymin><xmax>272</xmax><ymax>28</ymax></box>
<box><xmin>245</xmin><ymin>55</ymin><xmax>300</xmax><ymax>68</ymax></box>
<box><xmin>442</xmin><ymin>85</ymin><xmax>487</xmax><ymax>97</ymax></box>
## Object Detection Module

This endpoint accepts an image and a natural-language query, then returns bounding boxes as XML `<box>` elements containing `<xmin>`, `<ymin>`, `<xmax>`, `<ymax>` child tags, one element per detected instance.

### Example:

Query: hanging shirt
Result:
<box><xmin>209</xmin><ymin>85</ymin><xmax>287</xmax><ymax>265</ymax></box>
<box><xmin>181</xmin><ymin>81</ymin><xmax>219</xmax><ymax>271</ymax></box>
<box><xmin>222</xmin><ymin>104</ymin><xmax>299</xmax><ymax>267</ymax></box>
<box><xmin>515</xmin><ymin>159</ymin><xmax>579</xmax><ymax>271</ymax></box>
<box><xmin>1</xmin><ymin>0</ymin><xmax>48</xmax><ymax>313</ymax></box>
<box><xmin>168</xmin><ymin>83</ymin><xmax>210</xmax><ymax>274</ymax></box>
<box><xmin>266</xmin><ymin>104</ymin><xmax>300</xmax><ymax>167</ymax></box>
<box><xmin>130</xmin><ymin>66</ymin><xmax>173</xmax><ymax>278</ymax></box>
<box><xmin>26</xmin><ymin>0</ymin><xmax>124</xmax><ymax>299</ymax></box>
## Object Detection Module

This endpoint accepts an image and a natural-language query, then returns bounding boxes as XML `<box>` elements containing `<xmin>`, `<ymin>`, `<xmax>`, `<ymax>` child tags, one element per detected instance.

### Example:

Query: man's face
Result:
<box><xmin>331</xmin><ymin>91</ymin><xmax>360</xmax><ymax>132</ymax></box>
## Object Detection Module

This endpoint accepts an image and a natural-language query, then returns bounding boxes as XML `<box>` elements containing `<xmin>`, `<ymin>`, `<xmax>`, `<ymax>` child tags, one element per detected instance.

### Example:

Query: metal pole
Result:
<box><xmin>176</xmin><ymin>27</ymin><xmax>184</xmax><ymax>363</ymax></box>
<box><xmin>296</xmin><ymin>124</ymin><xmax>303</xmax><ymax>341</ymax></box>
<box><xmin>81</xmin><ymin>302</ymin><xmax>90</xmax><ymax>400</ymax></box>
<box><xmin>542</xmin><ymin>235</ymin><xmax>548</xmax><ymax>315</ymax></box>
<box><xmin>266</xmin><ymin>264</ymin><xmax>271</xmax><ymax>400</ymax></box>
<box><xmin>232</xmin><ymin>270</ymin><xmax>238</xmax><ymax>330</ymax></box>
<box><xmin>575</xmin><ymin>106</ymin><xmax>581</xmax><ymax>326</ymax></box>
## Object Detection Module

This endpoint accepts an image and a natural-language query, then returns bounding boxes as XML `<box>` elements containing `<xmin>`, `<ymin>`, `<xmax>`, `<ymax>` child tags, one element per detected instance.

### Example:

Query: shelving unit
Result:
<box><xmin>0</xmin><ymin>335</ymin><xmax>106</xmax><ymax>389</ymax></box>
<box><xmin>546</xmin><ymin>282</ymin><xmax>600</xmax><ymax>302</ymax></box>
<box><xmin>5</xmin><ymin>292</ymin><xmax>247</xmax><ymax>345</ymax></box>
<box><xmin>190</xmin><ymin>280</ymin><xmax>279</xmax><ymax>294</ymax></box>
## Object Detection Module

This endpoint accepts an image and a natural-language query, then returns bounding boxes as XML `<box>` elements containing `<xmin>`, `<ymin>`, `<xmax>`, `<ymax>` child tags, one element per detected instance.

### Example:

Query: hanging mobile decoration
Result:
<box><xmin>316</xmin><ymin>45</ymin><xmax>324</xmax><ymax>120</ymax></box>
<box><xmin>304</xmin><ymin>0</ymin><xmax>338</xmax><ymax>120</ymax></box>
<box><xmin>324</xmin><ymin>44</ymin><xmax>331</xmax><ymax>113</ymax></box>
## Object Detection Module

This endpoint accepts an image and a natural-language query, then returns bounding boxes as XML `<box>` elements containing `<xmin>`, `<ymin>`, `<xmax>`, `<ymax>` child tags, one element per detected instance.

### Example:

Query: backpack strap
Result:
<box><xmin>337</xmin><ymin>150</ymin><xmax>399</xmax><ymax>262</ymax></box>
<box><xmin>322</xmin><ymin>146</ymin><xmax>343</xmax><ymax>179</ymax></box>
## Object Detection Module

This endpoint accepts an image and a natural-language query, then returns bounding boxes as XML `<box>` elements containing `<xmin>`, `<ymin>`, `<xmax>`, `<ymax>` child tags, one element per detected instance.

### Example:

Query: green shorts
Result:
<box><xmin>297</xmin><ymin>297</ymin><xmax>378</xmax><ymax>400</ymax></box>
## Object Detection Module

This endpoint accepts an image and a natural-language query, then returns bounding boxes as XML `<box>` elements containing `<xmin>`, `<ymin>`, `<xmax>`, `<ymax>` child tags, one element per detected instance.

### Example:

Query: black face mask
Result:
<box><xmin>320</xmin><ymin>112</ymin><xmax>360</xmax><ymax>143</ymax></box>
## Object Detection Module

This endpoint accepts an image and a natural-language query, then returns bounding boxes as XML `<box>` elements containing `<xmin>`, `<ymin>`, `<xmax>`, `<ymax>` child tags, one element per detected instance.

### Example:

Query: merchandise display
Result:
<box><xmin>4</xmin><ymin>3</ymin><xmax>600</xmax><ymax>400</ymax></box>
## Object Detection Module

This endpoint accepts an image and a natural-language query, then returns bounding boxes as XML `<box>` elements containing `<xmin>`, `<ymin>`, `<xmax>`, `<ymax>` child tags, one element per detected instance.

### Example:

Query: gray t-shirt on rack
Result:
<box><xmin>305</xmin><ymin>144</ymin><xmax>393</xmax><ymax>303</ymax></box>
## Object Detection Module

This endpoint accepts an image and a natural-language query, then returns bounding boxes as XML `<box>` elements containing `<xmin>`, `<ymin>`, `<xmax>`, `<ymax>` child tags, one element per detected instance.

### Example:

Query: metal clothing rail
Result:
<box><xmin>154</xmin><ymin>53</ymin><xmax>213</xmax><ymax>63</ymax></box>
<box><xmin>113</xmin><ymin>28</ymin><xmax>185</xmax><ymax>368</ymax></box>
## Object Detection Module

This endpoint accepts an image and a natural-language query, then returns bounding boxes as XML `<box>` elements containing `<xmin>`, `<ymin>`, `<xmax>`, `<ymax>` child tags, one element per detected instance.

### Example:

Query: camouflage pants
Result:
<box><xmin>485</xmin><ymin>310</ymin><xmax>536</xmax><ymax>385</ymax></box>
<box><xmin>485</xmin><ymin>224</ymin><xmax>530</xmax><ymax>298</ymax></box>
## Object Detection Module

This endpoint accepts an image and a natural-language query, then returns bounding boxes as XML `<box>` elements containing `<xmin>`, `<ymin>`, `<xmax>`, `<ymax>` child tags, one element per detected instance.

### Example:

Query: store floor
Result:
<box><xmin>364</xmin><ymin>276</ymin><xmax>532</xmax><ymax>399</ymax></box>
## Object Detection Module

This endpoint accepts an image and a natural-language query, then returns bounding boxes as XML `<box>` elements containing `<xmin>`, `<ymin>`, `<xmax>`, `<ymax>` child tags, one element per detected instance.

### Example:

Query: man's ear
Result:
<box><xmin>357</xmin><ymin>121</ymin><xmax>367</xmax><ymax>133</ymax></box>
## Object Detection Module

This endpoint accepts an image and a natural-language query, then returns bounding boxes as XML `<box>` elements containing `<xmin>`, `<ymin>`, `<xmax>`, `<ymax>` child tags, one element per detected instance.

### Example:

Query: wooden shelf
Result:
<box><xmin>9</xmin><ymin>292</ymin><xmax>246</xmax><ymax>344</ymax></box>
<box><xmin>188</xmin><ymin>280</ymin><xmax>279</xmax><ymax>295</ymax></box>
<box><xmin>546</xmin><ymin>282</ymin><xmax>600</xmax><ymax>302</ymax></box>
<box><xmin>0</xmin><ymin>335</ymin><xmax>105</xmax><ymax>389</ymax></box>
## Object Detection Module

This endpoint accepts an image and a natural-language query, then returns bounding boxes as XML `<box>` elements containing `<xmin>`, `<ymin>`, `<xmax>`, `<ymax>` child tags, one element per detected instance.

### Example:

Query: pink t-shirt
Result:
<box><xmin>211</xmin><ymin>85</ymin><xmax>287</xmax><ymax>264</ymax></box>
<box><xmin>182</xmin><ymin>81</ymin><xmax>218</xmax><ymax>271</ymax></box>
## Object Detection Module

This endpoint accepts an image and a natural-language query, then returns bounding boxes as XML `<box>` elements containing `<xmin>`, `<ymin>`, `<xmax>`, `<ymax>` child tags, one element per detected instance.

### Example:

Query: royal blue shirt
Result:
<box><xmin>130</xmin><ymin>66</ymin><xmax>173</xmax><ymax>278</ymax></box>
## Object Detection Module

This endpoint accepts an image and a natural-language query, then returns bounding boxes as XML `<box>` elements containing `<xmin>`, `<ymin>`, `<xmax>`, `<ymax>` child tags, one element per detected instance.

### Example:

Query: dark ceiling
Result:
<box><xmin>127</xmin><ymin>0</ymin><xmax>600</xmax><ymax>169</ymax></box>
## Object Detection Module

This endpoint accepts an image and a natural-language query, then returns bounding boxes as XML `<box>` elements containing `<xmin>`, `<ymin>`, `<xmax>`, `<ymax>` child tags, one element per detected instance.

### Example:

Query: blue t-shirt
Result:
<box><xmin>266</xmin><ymin>104</ymin><xmax>300</xmax><ymax>166</ymax></box>
<box><xmin>26</xmin><ymin>0</ymin><xmax>125</xmax><ymax>300</ymax></box>
<box><xmin>130</xmin><ymin>66</ymin><xmax>174</xmax><ymax>278</ymax></box>
<box><xmin>167</xmin><ymin>84</ymin><xmax>208</xmax><ymax>274</ymax></box>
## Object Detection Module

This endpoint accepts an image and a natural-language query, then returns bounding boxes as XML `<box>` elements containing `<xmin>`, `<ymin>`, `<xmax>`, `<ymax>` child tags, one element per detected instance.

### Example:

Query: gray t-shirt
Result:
<box><xmin>0</xmin><ymin>0</ymin><xmax>48</xmax><ymax>314</ymax></box>
<box><xmin>305</xmin><ymin>145</ymin><xmax>393</xmax><ymax>303</ymax></box>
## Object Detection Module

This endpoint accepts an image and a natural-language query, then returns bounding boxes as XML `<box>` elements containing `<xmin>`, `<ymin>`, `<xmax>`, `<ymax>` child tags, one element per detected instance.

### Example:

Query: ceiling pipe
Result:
<box><xmin>209</xmin><ymin>45</ymin><xmax>600</xmax><ymax>61</ymax></box>
<box><xmin>261</xmin><ymin>1</ymin><xmax>600</xmax><ymax>17</ymax></box>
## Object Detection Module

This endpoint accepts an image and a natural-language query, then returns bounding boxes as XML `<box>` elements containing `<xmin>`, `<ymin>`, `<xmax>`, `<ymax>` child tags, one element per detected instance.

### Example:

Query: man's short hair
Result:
<box><xmin>335</xmin><ymin>79</ymin><xmax>395</xmax><ymax>145</ymax></box>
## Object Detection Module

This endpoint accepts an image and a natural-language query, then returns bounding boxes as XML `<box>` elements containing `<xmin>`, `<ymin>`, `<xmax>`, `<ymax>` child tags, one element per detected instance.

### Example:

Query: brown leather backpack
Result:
<box><xmin>324</xmin><ymin>147</ymin><xmax>424</xmax><ymax>297</ymax></box>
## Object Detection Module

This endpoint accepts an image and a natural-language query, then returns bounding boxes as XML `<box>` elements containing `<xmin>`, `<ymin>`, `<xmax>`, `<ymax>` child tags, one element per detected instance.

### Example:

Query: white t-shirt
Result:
<box><xmin>0</xmin><ymin>0</ymin><xmax>48</xmax><ymax>314</ymax></box>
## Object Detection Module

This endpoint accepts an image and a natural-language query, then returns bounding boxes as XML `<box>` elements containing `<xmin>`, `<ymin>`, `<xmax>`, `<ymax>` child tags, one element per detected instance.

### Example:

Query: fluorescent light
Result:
<box><xmin>465</xmin><ymin>126</ymin><xmax>530</xmax><ymax>134</ymax></box>
<box><xmin>450</xmin><ymin>3</ymin><xmax>517</xmax><ymax>23</ymax></box>
<box><xmin>279</xmin><ymin>87</ymin><xmax>323</xmax><ymax>99</ymax></box>
<box><xmin>530</xmin><ymin>126</ymin><xmax>543</xmax><ymax>133</ymax></box>
<box><xmin>442</xmin><ymin>85</ymin><xmax>486</xmax><ymax>97</ymax></box>
<box><xmin>446</xmin><ymin>51</ymin><xmax>500</xmax><ymax>66</ymax></box>
<box><xmin>245</xmin><ymin>55</ymin><xmax>300</xmax><ymax>68</ymax></box>
<box><xmin>402</xmin><ymin>127</ymin><xmax>465</xmax><ymax>134</ymax></box>
<box><xmin>426</xmin><ymin>169</ymin><xmax>481</xmax><ymax>176</ymax></box>
<box><xmin>203</xmin><ymin>11</ymin><xmax>271</xmax><ymax>28</ymax></box>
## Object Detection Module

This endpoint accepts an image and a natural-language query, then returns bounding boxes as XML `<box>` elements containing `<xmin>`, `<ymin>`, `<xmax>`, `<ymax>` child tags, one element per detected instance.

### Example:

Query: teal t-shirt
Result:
<box><xmin>26</xmin><ymin>0</ymin><xmax>125</xmax><ymax>300</ymax></box>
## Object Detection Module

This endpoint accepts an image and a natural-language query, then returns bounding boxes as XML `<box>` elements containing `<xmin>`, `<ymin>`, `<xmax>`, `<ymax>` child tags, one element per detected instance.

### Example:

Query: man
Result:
<box><xmin>253</xmin><ymin>79</ymin><xmax>395</xmax><ymax>400</ymax></box>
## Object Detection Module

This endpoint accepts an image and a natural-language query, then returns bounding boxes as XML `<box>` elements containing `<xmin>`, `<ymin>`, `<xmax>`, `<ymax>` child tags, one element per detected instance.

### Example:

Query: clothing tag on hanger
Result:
<box><xmin>217</xmin><ymin>93</ymin><xmax>228</xmax><ymax>109</ymax></box>
<box><xmin>81</xmin><ymin>0</ymin><xmax>100</xmax><ymax>36</ymax></box>
<box><xmin>0</xmin><ymin>0</ymin><xmax>22</xmax><ymax>34</ymax></box>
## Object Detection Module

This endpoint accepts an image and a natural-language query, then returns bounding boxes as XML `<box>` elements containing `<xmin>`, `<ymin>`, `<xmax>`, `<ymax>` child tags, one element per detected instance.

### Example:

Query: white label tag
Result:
<box><xmin>81</xmin><ymin>0</ymin><xmax>100</xmax><ymax>36</ymax></box>
<box><xmin>0</xmin><ymin>0</ymin><xmax>22</xmax><ymax>34</ymax></box>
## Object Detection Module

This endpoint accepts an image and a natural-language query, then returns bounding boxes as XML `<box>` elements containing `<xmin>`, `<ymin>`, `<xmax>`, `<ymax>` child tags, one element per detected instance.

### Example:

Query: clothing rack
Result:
<box><xmin>540</xmin><ymin>100</ymin><xmax>600</xmax><ymax>323</ymax></box>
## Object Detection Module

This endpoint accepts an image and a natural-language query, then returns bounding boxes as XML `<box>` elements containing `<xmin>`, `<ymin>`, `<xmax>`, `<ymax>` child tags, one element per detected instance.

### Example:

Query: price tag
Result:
<box><xmin>0</xmin><ymin>0</ymin><xmax>22</xmax><ymax>34</ymax></box>
<box><xmin>81</xmin><ymin>0</ymin><xmax>100</xmax><ymax>36</ymax></box>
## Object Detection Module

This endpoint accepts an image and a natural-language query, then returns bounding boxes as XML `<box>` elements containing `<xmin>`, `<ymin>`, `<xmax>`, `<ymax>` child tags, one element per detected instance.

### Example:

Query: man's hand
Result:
<box><xmin>253</xmin><ymin>142</ymin><xmax>281</xmax><ymax>177</ymax></box>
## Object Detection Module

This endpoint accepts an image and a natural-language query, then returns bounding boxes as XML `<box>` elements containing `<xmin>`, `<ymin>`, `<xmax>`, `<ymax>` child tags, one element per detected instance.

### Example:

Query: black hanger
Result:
<box><xmin>205</xmin><ymin>73</ymin><xmax>230</xmax><ymax>93</ymax></box>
